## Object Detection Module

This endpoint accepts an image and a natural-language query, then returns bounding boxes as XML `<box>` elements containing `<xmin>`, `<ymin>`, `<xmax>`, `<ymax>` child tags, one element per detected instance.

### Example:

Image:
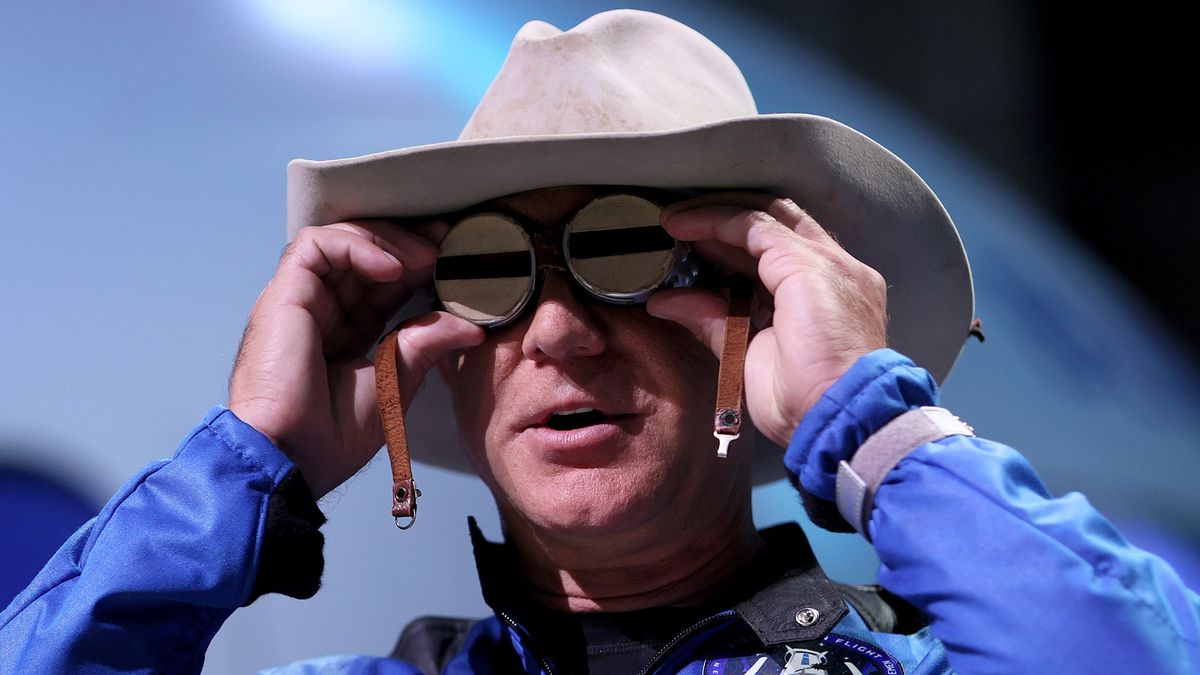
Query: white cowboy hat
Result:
<box><xmin>285</xmin><ymin>9</ymin><xmax>973</xmax><ymax>484</ymax></box>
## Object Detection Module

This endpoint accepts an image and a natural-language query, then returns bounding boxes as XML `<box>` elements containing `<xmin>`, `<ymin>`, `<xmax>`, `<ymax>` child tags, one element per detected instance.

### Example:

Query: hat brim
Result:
<box><xmin>287</xmin><ymin>113</ymin><xmax>973</xmax><ymax>485</ymax></box>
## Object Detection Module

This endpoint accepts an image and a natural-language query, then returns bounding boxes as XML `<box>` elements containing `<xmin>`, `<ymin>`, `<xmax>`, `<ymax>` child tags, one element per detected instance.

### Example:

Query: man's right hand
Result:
<box><xmin>228</xmin><ymin>221</ymin><xmax>484</xmax><ymax>497</ymax></box>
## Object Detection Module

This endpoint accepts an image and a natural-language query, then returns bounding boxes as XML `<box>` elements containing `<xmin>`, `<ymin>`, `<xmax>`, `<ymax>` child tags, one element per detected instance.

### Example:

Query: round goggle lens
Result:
<box><xmin>565</xmin><ymin>194</ymin><xmax>676</xmax><ymax>302</ymax></box>
<box><xmin>434</xmin><ymin>213</ymin><xmax>535</xmax><ymax>327</ymax></box>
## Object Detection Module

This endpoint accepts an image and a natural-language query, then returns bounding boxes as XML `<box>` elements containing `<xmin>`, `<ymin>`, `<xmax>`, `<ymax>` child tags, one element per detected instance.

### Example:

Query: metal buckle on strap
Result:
<box><xmin>393</xmin><ymin>482</ymin><xmax>422</xmax><ymax>530</ymax></box>
<box><xmin>714</xmin><ymin>407</ymin><xmax>743</xmax><ymax>458</ymax></box>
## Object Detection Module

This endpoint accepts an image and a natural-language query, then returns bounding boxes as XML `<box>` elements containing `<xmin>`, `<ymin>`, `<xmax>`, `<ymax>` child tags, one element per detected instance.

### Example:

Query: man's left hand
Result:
<box><xmin>647</xmin><ymin>193</ymin><xmax>887</xmax><ymax>448</ymax></box>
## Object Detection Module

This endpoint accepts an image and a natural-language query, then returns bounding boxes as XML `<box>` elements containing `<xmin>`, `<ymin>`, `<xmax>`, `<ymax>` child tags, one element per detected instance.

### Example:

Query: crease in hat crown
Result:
<box><xmin>458</xmin><ymin>9</ymin><xmax>758</xmax><ymax>141</ymax></box>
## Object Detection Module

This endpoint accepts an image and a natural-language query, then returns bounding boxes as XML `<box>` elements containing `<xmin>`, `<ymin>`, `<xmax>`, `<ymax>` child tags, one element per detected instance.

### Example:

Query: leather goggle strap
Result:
<box><xmin>714</xmin><ymin>284</ymin><xmax>752</xmax><ymax>457</ymax></box>
<box><xmin>374</xmin><ymin>329</ymin><xmax>419</xmax><ymax>529</ymax></box>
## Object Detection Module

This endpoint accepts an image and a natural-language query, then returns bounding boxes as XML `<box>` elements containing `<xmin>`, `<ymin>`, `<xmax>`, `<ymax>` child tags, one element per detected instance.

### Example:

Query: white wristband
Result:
<box><xmin>835</xmin><ymin>406</ymin><xmax>975</xmax><ymax>541</ymax></box>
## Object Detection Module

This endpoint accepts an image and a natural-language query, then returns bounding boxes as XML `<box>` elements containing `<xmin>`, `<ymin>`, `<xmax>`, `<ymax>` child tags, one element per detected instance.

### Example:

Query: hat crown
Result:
<box><xmin>459</xmin><ymin>10</ymin><xmax>758</xmax><ymax>140</ymax></box>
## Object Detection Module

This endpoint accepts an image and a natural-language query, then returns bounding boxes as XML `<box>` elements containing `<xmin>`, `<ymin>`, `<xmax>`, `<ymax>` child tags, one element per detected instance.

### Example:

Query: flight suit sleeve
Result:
<box><xmin>784</xmin><ymin>349</ymin><xmax>1200</xmax><ymax>673</ymax></box>
<box><xmin>0</xmin><ymin>407</ymin><xmax>325</xmax><ymax>674</ymax></box>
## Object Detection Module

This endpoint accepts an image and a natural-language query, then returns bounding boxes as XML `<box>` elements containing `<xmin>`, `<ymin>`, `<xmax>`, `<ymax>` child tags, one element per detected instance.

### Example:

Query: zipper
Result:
<box><xmin>636</xmin><ymin>610</ymin><xmax>737</xmax><ymax>675</ymax></box>
<box><xmin>498</xmin><ymin>610</ymin><xmax>556</xmax><ymax>675</ymax></box>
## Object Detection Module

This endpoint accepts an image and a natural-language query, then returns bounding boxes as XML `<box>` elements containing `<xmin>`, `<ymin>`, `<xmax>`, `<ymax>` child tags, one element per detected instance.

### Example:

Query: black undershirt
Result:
<box><xmin>519</xmin><ymin>604</ymin><xmax>716</xmax><ymax>674</ymax></box>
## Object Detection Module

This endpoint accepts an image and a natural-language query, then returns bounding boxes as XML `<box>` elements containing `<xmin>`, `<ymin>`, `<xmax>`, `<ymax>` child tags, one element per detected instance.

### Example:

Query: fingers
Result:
<box><xmin>662</xmin><ymin>192</ymin><xmax>831</xmax><ymax>247</ymax></box>
<box><xmin>663</xmin><ymin>205</ymin><xmax>804</xmax><ymax>299</ymax></box>
<box><xmin>690</xmin><ymin>239</ymin><xmax>759</xmax><ymax>278</ymax></box>
<box><xmin>256</xmin><ymin>221</ymin><xmax>443</xmax><ymax>352</ymax></box>
<box><xmin>664</xmin><ymin>202</ymin><xmax>820</xmax><ymax>263</ymax></box>
<box><xmin>662</xmin><ymin>195</ymin><xmax>877</xmax><ymax>298</ymax></box>
<box><xmin>312</xmin><ymin>311</ymin><xmax>482</xmax><ymax>495</ymax></box>
<box><xmin>279</xmin><ymin>220</ymin><xmax>438</xmax><ymax>289</ymax></box>
<box><xmin>392</xmin><ymin>312</ymin><xmax>485</xmax><ymax>406</ymax></box>
<box><xmin>645</xmin><ymin>287</ymin><xmax>729</xmax><ymax>357</ymax></box>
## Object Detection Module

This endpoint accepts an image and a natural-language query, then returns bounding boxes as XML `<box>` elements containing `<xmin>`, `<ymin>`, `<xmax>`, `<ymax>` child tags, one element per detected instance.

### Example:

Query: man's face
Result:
<box><xmin>442</xmin><ymin>187</ymin><xmax>752</xmax><ymax>541</ymax></box>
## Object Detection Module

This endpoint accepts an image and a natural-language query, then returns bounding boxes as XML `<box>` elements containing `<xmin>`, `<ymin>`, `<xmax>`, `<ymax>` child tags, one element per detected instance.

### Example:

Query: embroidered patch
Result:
<box><xmin>703</xmin><ymin>634</ymin><xmax>902</xmax><ymax>675</ymax></box>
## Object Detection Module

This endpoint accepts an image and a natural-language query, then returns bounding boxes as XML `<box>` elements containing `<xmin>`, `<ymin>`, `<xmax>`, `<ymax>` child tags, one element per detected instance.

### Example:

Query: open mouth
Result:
<box><xmin>545</xmin><ymin>407</ymin><xmax>610</xmax><ymax>431</ymax></box>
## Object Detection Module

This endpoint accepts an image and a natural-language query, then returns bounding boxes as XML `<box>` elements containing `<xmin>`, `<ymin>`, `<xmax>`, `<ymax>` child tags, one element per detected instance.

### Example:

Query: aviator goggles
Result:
<box><xmin>433</xmin><ymin>194</ymin><xmax>703</xmax><ymax>327</ymax></box>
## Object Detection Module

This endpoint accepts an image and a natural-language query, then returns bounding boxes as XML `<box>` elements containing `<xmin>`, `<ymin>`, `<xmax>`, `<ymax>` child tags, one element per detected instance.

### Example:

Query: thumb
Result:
<box><xmin>646</xmin><ymin>287</ymin><xmax>728</xmax><ymax>358</ymax></box>
<box><xmin>392</xmin><ymin>311</ymin><xmax>485</xmax><ymax>406</ymax></box>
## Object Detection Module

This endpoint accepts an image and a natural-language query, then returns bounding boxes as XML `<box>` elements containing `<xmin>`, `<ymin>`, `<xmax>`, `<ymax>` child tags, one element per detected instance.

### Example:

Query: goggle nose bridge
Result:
<box><xmin>531</xmin><ymin>229</ymin><xmax>570</xmax><ymax>275</ymax></box>
<box><xmin>529</xmin><ymin>229</ymin><xmax>592</xmax><ymax>309</ymax></box>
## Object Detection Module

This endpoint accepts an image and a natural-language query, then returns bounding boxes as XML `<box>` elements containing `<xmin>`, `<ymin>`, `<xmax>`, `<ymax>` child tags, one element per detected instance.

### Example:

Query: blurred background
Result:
<box><xmin>2</xmin><ymin>1</ymin><xmax>1197</xmax><ymax>671</ymax></box>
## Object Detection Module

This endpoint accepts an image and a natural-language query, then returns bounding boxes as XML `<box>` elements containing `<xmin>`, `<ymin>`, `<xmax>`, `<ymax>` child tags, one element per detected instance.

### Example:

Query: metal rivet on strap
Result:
<box><xmin>395</xmin><ymin>486</ymin><xmax>423</xmax><ymax>502</ymax></box>
<box><xmin>794</xmin><ymin>607</ymin><xmax>820</xmax><ymax>627</ymax></box>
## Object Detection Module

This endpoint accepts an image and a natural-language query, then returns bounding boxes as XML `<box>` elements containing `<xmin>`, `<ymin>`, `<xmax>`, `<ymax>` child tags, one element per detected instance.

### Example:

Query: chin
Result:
<box><xmin>505</xmin><ymin>462</ymin><xmax>673</xmax><ymax>536</ymax></box>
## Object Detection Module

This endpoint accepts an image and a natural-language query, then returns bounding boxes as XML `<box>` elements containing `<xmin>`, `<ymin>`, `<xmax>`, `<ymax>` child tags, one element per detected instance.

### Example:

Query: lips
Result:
<box><xmin>510</xmin><ymin>392</ymin><xmax>642</xmax><ymax>465</ymax></box>
<box><xmin>545</xmin><ymin>407</ymin><xmax>609</xmax><ymax>431</ymax></box>
<box><xmin>520</xmin><ymin>400</ymin><xmax>637</xmax><ymax>436</ymax></box>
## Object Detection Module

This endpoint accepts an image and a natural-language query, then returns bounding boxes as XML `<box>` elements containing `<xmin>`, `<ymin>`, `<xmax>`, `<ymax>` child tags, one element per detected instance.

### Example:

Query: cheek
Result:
<box><xmin>445</xmin><ymin>343</ymin><xmax>509</xmax><ymax>473</ymax></box>
<box><xmin>628</xmin><ymin>317</ymin><xmax>719</xmax><ymax>416</ymax></box>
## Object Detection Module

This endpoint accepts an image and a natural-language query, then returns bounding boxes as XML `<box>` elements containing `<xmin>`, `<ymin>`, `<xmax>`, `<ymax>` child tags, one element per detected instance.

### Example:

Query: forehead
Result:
<box><xmin>478</xmin><ymin>186</ymin><xmax>604</xmax><ymax>229</ymax></box>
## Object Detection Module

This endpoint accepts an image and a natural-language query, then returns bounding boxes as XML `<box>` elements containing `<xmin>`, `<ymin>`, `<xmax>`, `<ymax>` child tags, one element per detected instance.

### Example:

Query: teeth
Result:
<box><xmin>554</xmin><ymin>407</ymin><xmax>596</xmax><ymax>416</ymax></box>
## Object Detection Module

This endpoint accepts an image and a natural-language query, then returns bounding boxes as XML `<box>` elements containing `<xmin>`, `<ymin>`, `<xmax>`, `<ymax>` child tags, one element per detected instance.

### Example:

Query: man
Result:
<box><xmin>2</xmin><ymin>9</ymin><xmax>1197</xmax><ymax>674</ymax></box>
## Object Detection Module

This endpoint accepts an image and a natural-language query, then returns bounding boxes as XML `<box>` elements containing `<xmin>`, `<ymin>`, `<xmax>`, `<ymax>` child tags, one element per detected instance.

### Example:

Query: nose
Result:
<box><xmin>520</xmin><ymin>273</ymin><xmax>607</xmax><ymax>362</ymax></box>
